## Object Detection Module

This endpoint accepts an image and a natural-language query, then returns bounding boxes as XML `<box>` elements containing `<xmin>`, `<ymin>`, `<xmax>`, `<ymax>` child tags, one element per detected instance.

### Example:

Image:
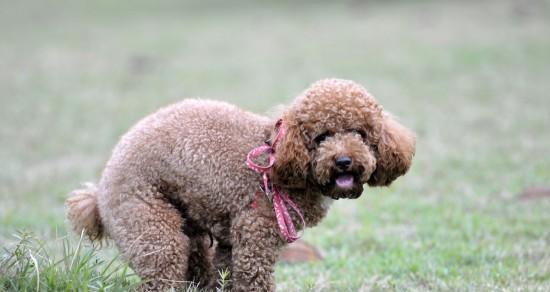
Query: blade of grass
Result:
<box><xmin>27</xmin><ymin>250</ymin><xmax>40</xmax><ymax>292</ymax></box>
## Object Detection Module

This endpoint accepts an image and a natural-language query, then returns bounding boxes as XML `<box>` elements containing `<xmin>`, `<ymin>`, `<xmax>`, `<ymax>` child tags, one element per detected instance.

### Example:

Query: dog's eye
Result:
<box><xmin>314</xmin><ymin>132</ymin><xmax>329</xmax><ymax>144</ymax></box>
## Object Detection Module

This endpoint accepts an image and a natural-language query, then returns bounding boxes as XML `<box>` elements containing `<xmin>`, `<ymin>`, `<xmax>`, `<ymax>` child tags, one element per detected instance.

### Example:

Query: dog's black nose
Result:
<box><xmin>335</xmin><ymin>156</ymin><xmax>352</xmax><ymax>169</ymax></box>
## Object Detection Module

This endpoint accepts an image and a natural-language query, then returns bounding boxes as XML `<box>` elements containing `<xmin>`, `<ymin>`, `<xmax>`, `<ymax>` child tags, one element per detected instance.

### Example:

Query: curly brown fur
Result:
<box><xmin>66</xmin><ymin>79</ymin><xmax>415</xmax><ymax>291</ymax></box>
<box><xmin>66</xmin><ymin>183</ymin><xmax>104</xmax><ymax>241</ymax></box>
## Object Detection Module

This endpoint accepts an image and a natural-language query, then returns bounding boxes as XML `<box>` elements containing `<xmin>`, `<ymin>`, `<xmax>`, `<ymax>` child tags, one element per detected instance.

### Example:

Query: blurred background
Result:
<box><xmin>1</xmin><ymin>0</ymin><xmax>549</xmax><ymax>290</ymax></box>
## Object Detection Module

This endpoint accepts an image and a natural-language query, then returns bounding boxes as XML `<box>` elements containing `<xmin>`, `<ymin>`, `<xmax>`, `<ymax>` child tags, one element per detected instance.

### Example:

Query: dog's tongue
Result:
<box><xmin>335</xmin><ymin>174</ymin><xmax>354</xmax><ymax>189</ymax></box>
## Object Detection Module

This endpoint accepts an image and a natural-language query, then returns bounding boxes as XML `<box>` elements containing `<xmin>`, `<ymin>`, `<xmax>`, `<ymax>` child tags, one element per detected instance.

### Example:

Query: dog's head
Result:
<box><xmin>271</xmin><ymin>79</ymin><xmax>415</xmax><ymax>199</ymax></box>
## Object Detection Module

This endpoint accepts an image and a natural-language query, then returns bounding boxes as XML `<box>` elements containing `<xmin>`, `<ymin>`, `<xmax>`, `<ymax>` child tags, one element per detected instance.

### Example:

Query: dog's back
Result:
<box><xmin>69</xmin><ymin>99</ymin><xmax>270</xmax><ymax>238</ymax></box>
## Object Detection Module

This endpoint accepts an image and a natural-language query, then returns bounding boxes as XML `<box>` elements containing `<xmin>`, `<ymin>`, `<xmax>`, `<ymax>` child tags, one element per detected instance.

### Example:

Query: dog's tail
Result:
<box><xmin>65</xmin><ymin>183</ymin><xmax>104</xmax><ymax>241</ymax></box>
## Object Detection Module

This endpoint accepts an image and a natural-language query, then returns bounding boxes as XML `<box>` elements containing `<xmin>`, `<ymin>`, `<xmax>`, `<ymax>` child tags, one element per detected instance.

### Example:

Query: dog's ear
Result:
<box><xmin>272</xmin><ymin>121</ymin><xmax>310</xmax><ymax>188</ymax></box>
<box><xmin>368</xmin><ymin>114</ymin><xmax>415</xmax><ymax>186</ymax></box>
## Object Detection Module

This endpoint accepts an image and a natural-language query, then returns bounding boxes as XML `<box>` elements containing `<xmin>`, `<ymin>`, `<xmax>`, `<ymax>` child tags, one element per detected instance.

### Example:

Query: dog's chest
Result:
<box><xmin>287</xmin><ymin>192</ymin><xmax>333</xmax><ymax>228</ymax></box>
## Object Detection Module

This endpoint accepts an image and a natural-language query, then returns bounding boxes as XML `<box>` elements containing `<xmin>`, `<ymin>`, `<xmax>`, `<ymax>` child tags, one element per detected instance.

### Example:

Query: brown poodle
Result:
<box><xmin>66</xmin><ymin>79</ymin><xmax>415</xmax><ymax>291</ymax></box>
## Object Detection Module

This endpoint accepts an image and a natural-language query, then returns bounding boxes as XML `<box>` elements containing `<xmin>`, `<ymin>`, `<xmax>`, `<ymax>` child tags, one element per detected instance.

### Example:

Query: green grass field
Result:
<box><xmin>1</xmin><ymin>0</ymin><xmax>549</xmax><ymax>290</ymax></box>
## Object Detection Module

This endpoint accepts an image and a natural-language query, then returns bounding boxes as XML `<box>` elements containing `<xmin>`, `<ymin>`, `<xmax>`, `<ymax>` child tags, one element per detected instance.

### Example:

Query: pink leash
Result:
<box><xmin>246</xmin><ymin>120</ymin><xmax>305</xmax><ymax>243</ymax></box>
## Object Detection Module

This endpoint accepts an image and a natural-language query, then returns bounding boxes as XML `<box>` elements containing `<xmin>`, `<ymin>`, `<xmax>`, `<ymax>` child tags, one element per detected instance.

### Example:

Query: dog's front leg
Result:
<box><xmin>230</xmin><ymin>210</ymin><xmax>284</xmax><ymax>292</ymax></box>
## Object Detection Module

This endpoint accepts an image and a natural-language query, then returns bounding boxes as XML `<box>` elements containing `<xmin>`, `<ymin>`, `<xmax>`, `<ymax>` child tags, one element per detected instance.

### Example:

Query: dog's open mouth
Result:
<box><xmin>335</xmin><ymin>173</ymin><xmax>354</xmax><ymax>189</ymax></box>
<box><xmin>317</xmin><ymin>168</ymin><xmax>365</xmax><ymax>200</ymax></box>
<box><xmin>317</xmin><ymin>170</ymin><xmax>364</xmax><ymax>200</ymax></box>
<box><xmin>325</xmin><ymin>171</ymin><xmax>363</xmax><ymax>199</ymax></box>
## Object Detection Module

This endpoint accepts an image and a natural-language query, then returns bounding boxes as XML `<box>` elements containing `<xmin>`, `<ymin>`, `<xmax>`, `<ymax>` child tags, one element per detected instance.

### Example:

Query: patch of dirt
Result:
<box><xmin>279</xmin><ymin>239</ymin><xmax>322</xmax><ymax>264</ymax></box>
<box><xmin>518</xmin><ymin>186</ymin><xmax>550</xmax><ymax>200</ymax></box>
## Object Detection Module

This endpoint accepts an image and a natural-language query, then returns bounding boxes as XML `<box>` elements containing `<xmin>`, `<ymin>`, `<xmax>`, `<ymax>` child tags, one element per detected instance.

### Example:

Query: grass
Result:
<box><xmin>1</xmin><ymin>0</ymin><xmax>549</xmax><ymax>290</ymax></box>
<box><xmin>1</xmin><ymin>231</ymin><xmax>138</xmax><ymax>291</ymax></box>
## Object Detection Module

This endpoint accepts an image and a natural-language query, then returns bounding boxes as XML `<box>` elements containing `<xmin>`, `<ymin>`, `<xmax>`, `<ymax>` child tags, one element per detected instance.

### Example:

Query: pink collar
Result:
<box><xmin>246</xmin><ymin>119</ymin><xmax>305</xmax><ymax>243</ymax></box>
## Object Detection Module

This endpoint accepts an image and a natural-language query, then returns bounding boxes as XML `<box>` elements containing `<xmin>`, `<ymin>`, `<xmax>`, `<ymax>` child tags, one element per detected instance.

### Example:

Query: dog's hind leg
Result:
<box><xmin>100</xmin><ymin>190</ymin><xmax>191</xmax><ymax>291</ymax></box>
<box><xmin>186</xmin><ymin>234</ymin><xmax>214</xmax><ymax>289</ymax></box>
